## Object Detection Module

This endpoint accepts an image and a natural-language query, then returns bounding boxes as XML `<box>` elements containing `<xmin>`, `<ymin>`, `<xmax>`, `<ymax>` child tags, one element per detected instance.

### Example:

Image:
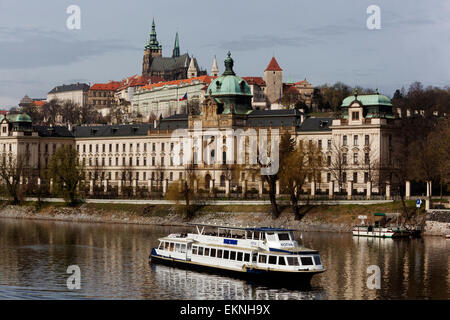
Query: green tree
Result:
<box><xmin>47</xmin><ymin>145</ymin><xmax>85</xmax><ymax>205</ymax></box>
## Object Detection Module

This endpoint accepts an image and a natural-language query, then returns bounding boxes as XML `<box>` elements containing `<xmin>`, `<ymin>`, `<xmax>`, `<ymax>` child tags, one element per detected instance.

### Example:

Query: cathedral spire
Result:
<box><xmin>145</xmin><ymin>18</ymin><xmax>161</xmax><ymax>51</ymax></box>
<box><xmin>173</xmin><ymin>32</ymin><xmax>180</xmax><ymax>58</ymax></box>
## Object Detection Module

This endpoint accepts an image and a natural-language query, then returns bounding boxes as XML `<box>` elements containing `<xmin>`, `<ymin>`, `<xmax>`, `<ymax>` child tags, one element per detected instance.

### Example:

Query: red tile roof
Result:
<box><xmin>33</xmin><ymin>100</ymin><xmax>46</xmax><ymax>107</ymax></box>
<box><xmin>265</xmin><ymin>57</ymin><xmax>282</xmax><ymax>72</ymax></box>
<box><xmin>117</xmin><ymin>75</ymin><xmax>164</xmax><ymax>91</ymax></box>
<box><xmin>141</xmin><ymin>75</ymin><xmax>215</xmax><ymax>91</ymax></box>
<box><xmin>242</xmin><ymin>77</ymin><xmax>266</xmax><ymax>86</ymax></box>
<box><xmin>90</xmin><ymin>81</ymin><xmax>122</xmax><ymax>91</ymax></box>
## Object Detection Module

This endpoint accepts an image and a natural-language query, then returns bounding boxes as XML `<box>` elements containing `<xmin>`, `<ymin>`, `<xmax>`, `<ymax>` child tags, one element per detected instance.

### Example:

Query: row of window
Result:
<box><xmin>190</xmin><ymin>244</ymin><xmax>321</xmax><ymax>267</ymax></box>
<box><xmin>342</xmin><ymin>135</ymin><xmax>370</xmax><ymax>147</ymax></box>
<box><xmin>77</xmin><ymin>142</ymin><xmax>177</xmax><ymax>154</ymax></box>
<box><xmin>326</xmin><ymin>172</ymin><xmax>372</xmax><ymax>184</ymax></box>
<box><xmin>82</xmin><ymin>155</ymin><xmax>184</xmax><ymax>167</ymax></box>
<box><xmin>88</xmin><ymin>170</ymin><xmax>182</xmax><ymax>182</ymax></box>
<box><xmin>326</xmin><ymin>152</ymin><xmax>371</xmax><ymax>166</ymax></box>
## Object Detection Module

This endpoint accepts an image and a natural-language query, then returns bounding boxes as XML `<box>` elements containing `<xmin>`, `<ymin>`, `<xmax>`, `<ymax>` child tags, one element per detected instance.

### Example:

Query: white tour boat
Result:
<box><xmin>150</xmin><ymin>224</ymin><xmax>326</xmax><ymax>283</ymax></box>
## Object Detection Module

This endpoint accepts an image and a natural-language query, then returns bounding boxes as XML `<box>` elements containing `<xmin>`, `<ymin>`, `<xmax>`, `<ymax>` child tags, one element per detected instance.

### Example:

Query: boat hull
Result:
<box><xmin>149</xmin><ymin>250</ymin><xmax>323</xmax><ymax>286</ymax></box>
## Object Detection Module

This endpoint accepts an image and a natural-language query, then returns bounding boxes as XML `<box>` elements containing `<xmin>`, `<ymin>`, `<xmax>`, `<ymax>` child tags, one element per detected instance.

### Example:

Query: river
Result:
<box><xmin>0</xmin><ymin>218</ymin><xmax>448</xmax><ymax>299</ymax></box>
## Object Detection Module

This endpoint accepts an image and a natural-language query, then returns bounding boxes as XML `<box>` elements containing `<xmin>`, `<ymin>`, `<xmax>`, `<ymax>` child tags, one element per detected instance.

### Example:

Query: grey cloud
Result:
<box><xmin>0</xmin><ymin>27</ymin><xmax>139</xmax><ymax>69</ymax></box>
<box><xmin>213</xmin><ymin>34</ymin><xmax>322</xmax><ymax>52</ymax></box>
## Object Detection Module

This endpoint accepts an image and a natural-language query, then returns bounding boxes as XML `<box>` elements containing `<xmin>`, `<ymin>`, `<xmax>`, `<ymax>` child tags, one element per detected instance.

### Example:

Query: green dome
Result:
<box><xmin>206</xmin><ymin>75</ymin><xmax>252</xmax><ymax>97</ymax></box>
<box><xmin>6</xmin><ymin>113</ymin><xmax>32</xmax><ymax>122</ymax></box>
<box><xmin>204</xmin><ymin>52</ymin><xmax>253</xmax><ymax>115</ymax></box>
<box><xmin>341</xmin><ymin>92</ymin><xmax>392</xmax><ymax>107</ymax></box>
<box><xmin>206</xmin><ymin>52</ymin><xmax>252</xmax><ymax>97</ymax></box>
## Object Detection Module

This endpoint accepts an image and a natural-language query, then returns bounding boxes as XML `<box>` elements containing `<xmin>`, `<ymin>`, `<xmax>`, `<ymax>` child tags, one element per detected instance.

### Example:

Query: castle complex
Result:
<box><xmin>2</xmin><ymin>53</ymin><xmax>409</xmax><ymax>200</ymax></box>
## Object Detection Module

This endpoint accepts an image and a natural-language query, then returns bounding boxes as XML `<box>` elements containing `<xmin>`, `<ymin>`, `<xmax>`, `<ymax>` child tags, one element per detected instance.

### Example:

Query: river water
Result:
<box><xmin>0</xmin><ymin>218</ymin><xmax>448</xmax><ymax>300</ymax></box>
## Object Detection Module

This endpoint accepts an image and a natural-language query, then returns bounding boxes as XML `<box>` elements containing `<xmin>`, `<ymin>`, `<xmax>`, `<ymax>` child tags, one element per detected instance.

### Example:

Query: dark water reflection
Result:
<box><xmin>0</xmin><ymin>218</ymin><xmax>448</xmax><ymax>299</ymax></box>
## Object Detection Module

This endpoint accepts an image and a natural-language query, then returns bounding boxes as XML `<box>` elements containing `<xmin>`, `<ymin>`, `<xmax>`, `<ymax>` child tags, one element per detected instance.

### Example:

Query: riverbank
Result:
<box><xmin>1</xmin><ymin>199</ymin><xmax>445</xmax><ymax>235</ymax></box>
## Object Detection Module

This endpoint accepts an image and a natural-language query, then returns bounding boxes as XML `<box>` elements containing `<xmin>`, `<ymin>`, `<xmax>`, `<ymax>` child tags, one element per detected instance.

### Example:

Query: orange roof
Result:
<box><xmin>33</xmin><ymin>100</ymin><xmax>46</xmax><ymax>107</ymax></box>
<box><xmin>117</xmin><ymin>75</ymin><xmax>164</xmax><ymax>91</ymax></box>
<box><xmin>295</xmin><ymin>80</ymin><xmax>310</xmax><ymax>86</ymax></box>
<box><xmin>242</xmin><ymin>76</ymin><xmax>266</xmax><ymax>86</ymax></box>
<box><xmin>265</xmin><ymin>57</ymin><xmax>283</xmax><ymax>72</ymax></box>
<box><xmin>90</xmin><ymin>81</ymin><xmax>121</xmax><ymax>91</ymax></box>
<box><xmin>141</xmin><ymin>75</ymin><xmax>215</xmax><ymax>91</ymax></box>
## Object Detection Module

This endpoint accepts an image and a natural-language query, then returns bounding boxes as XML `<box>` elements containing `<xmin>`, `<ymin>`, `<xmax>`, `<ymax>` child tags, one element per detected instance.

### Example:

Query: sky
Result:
<box><xmin>0</xmin><ymin>0</ymin><xmax>449</xmax><ymax>108</ymax></box>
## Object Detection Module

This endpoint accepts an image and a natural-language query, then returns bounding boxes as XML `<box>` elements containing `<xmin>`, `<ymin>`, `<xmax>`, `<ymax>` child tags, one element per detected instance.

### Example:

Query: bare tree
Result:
<box><xmin>0</xmin><ymin>155</ymin><xmax>26</xmax><ymax>204</ymax></box>
<box><xmin>42</xmin><ymin>99</ymin><xmax>61</xmax><ymax>125</ymax></box>
<box><xmin>328</xmin><ymin>140</ymin><xmax>348</xmax><ymax>193</ymax></box>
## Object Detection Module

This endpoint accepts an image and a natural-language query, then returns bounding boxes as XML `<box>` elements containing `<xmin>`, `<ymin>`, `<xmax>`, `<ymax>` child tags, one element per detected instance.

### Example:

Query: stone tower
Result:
<box><xmin>142</xmin><ymin>19</ymin><xmax>162</xmax><ymax>76</ymax></box>
<box><xmin>187</xmin><ymin>57</ymin><xmax>198</xmax><ymax>78</ymax></box>
<box><xmin>263</xmin><ymin>56</ymin><xmax>283</xmax><ymax>106</ymax></box>
<box><xmin>211</xmin><ymin>56</ymin><xmax>219</xmax><ymax>77</ymax></box>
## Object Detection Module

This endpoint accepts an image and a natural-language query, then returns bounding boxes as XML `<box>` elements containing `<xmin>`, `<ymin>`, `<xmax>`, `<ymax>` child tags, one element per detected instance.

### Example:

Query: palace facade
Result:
<box><xmin>1</xmin><ymin>54</ymin><xmax>406</xmax><ymax>199</ymax></box>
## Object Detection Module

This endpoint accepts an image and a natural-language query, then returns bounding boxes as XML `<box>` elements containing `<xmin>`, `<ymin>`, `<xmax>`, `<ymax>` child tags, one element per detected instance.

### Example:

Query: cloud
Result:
<box><xmin>0</xmin><ymin>27</ymin><xmax>139</xmax><ymax>69</ymax></box>
<box><xmin>213</xmin><ymin>34</ymin><xmax>322</xmax><ymax>52</ymax></box>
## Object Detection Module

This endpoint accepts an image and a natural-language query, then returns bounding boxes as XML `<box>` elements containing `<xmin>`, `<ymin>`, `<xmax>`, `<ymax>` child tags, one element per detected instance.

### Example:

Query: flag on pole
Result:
<box><xmin>179</xmin><ymin>92</ymin><xmax>187</xmax><ymax>101</ymax></box>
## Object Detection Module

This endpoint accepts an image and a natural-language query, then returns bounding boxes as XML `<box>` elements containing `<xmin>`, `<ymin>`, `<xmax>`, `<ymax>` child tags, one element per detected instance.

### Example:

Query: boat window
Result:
<box><xmin>254</xmin><ymin>232</ymin><xmax>260</xmax><ymax>240</ymax></box>
<box><xmin>192</xmin><ymin>246</ymin><xmax>198</xmax><ymax>255</ymax></box>
<box><xmin>268</xmin><ymin>255</ymin><xmax>277</xmax><ymax>264</ymax></box>
<box><xmin>198</xmin><ymin>247</ymin><xmax>204</xmax><ymax>256</ymax></box>
<box><xmin>210</xmin><ymin>248</ymin><xmax>216</xmax><ymax>257</ymax></box>
<box><xmin>252</xmin><ymin>253</ymin><xmax>258</xmax><ymax>263</ymax></box>
<box><xmin>244</xmin><ymin>253</ymin><xmax>250</xmax><ymax>262</ymax></box>
<box><xmin>269</xmin><ymin>256</ymin><xmax>277</xmax><ymax>264</ymax></box>
<box><xmin>217</xmin><ymin>249</ymin><xmax>223</xmax><ymax>258</ymax></box>
<box><xmin>258</xmin><ymin>254</ymin><xmax>267</xmax><ymax>264</ymax></box>
<box><xmin>230</xmin><ymin>251</ymin><xmax>236</xmax><ymax>260</ymax></box>
<box><xmin>205</xmin><ymin>248</ymin><xmax>210</xmax><ymax>256</ymax></box>
<box><xmin>278</xmin><ymin>256</ymin><xmax>286</xmax><ymax>265</ymax></box>
<box><xmin>287</xmin><ymin>257</ymin><xmax>299</xmax><ymax>266</ymax></box>
<box><xmin>164</xmin><ymin>242</ymin><xmax>169</xmax><ymax>250</ymax></box>
<box><xmin>169</xmin><ymin>243</ymin><xmax>174</xmax><ymax>252</ymax></box>
<box><xmin>300</xmin><ymin>257</ymin><xmax>314</xmax><ymax>266</ymax></box>
<box><xmin>181</xmin><ymin>244</ymin><xmax>186</xmax><ymax>253</ymax></box>
<box><xmin>175</xmin><ymin>243</ymin><xmax>180</xmax><ymax>251</ymax></box>
<box><xmin>314</xmin><ymin>255</ymin><xmax>321</xmax><ymax>265</ymax></box>
<box><xmin>158</xmin><ymin>242</ymin><xmax>164</xmax><ymax>250</ymax></box>
<box><xmin>223</xmin><ymin>250</ymin><xmax>229</xmax><ymax>259</ymax></box>
<box><xmin>237</xmin><ymin>252</ymin><xmax>243</xmax><ymax>261</ymax></box>
<box><xmin>278</xmin><ymin>233</ymin><xmax>290</xmax><ymax>241</ymax></box>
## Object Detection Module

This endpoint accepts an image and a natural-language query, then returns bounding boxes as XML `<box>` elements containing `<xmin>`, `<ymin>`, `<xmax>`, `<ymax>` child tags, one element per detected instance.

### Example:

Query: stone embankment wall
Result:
<box><xmin>423</xmin><ymin>210</ymin><xmax>449</xmax><ymax>236</ymax></box>
<box><xmin>0</xmin><ymin>204</ymin><xmax>352</xmax><ymax>233</ymax></box>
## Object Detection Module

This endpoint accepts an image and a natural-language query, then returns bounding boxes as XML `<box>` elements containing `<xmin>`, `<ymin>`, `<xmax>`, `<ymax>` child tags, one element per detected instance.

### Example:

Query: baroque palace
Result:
<box><xmin>1</xmin><ymin>54</ymin><xmax>407</xmax><ymax>199</ymax></box>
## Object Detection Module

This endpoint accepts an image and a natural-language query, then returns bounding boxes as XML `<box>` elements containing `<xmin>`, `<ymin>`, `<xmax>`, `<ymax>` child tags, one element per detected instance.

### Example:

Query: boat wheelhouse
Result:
<box><xmin>150</xmin><ymin>224</ymin><xmax>325</xmax><ymax>283</ymax></box>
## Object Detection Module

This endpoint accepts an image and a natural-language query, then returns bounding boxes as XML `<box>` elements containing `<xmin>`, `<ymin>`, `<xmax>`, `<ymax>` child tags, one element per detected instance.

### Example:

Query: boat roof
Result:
<box><xmin>186</xmin><ymin>223</ymin><xmax>296</xmax><ymax>232</ymax></box>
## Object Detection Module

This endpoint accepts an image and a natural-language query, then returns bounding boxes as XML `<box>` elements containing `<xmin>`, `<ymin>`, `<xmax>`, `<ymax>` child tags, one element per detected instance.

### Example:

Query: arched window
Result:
<box><xmin>205</xmin><ymin>174</ymin><xmax>211</xmax><ymax>189</ymax></box>
<box><xmin>210</xmin><ymin>150</ymin><xmax>215</xmax><ymax>164</ymax></box>
<box><xmin>220</xmin><ymin>175</ymin><xmax>226</xmax><ymax>187</ymax></box>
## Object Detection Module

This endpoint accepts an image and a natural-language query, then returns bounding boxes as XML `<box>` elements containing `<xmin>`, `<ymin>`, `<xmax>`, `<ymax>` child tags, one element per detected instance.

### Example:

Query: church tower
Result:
<box><xmin>172</xmin><ymin>32</ymin><xmax>180</xmax><ymax>58</ymax></box>
<box><xmin>263</xmin><ymin>56</ymin><xmax>283</xmax><ymax>106</ymax></box>
<box><xmin>211</xmin><ymin>55</ymin><xmax>219</xmax><ymax>77</ymax></box>
<box><xmin>187</xmin><ymin>56</ymin><xmax>198</xmax><ymax>78</ymax></box>
<box><xmin>142</xmin><ymin>19</ymin><xmax>162</xmax><ymax>76</ymax></box>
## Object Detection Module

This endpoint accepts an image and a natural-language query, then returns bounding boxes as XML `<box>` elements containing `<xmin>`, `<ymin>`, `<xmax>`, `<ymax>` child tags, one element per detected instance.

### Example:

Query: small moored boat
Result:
<box><xmin>150</xmin><ymin>223</ymin><xmax>326</xmax><ymax>284</ymax></box>
<box><xmin>353</xmin><ymin>213</ymin><xmax>414</xmax><ymax>238</ymax></box>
